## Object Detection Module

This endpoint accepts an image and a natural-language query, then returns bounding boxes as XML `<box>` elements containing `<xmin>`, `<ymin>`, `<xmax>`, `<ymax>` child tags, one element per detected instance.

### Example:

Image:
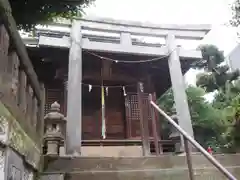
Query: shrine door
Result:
<box><xmin>125</xmin><ymin>93</ymin><xmax>156</xmax><ymax>139</ymax></box>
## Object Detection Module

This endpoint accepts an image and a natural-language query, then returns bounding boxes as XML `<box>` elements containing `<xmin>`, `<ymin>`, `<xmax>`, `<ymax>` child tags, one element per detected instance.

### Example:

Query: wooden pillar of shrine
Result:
<box><xmin>137</xmin><ymin>82</ymin><xmax>150</xmax><ymax>156</ymax></box>
<box><xmin>145</xmin><ymin>76</ymin><xmax>162</xmax><ymax>155</ymax></box>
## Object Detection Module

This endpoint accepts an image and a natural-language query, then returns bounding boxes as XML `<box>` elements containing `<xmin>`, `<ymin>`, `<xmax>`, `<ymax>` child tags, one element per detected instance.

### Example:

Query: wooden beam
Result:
<box><xmin>101</xmin><ymin>60</ymin><xmax>112</xmax><ymax>80</ymax></box>
<box><xmin>80</xmin><ymin>20</ymin><xmax>208</xmax><ymax>40</ymax></box>
<box><xmin>149</xmin><ymin>94</ymin><xmax>160</xmax><ymax>155</ymax></box>
<box><xmin>82</xmin><ymin>38</ymin><xmax>202</xmax><ymax>59</ymax></box>
<box><xmin>47</xmin><ymin>17</ymin><xmax>211</xmax><ymax>40</ymax></box>
<box><xmin>42</xmin><ymin>18</ymin><xmax>211</xmax><ymax>32</ymax></box>
<box><xmin>145</xmin><ymin>76</ymin><xmax>162</xmax><ymax>155</ymax></box>
<box><xmin>137</xmin><ymin>82</ymin><xmax>150</xmax><ymax>156</ymax></box>
<box><xmin>81</xmin><ymin>139</ymin><xmax>179</xmax><ymax>146</ymax></box>
<box><xmin>80</xmin><ymin>16</ymin><xmax>211</xmax><ymax>31</ymax></box>
<box><xmin>82</xmin><ymin>72</ymin><xmax>138</xmax><ymax>82</ymax></box>
<box><xmin>36</xmin><ymin>36</ymin><xmax>202</xmax><ymax>59</ymax></box>
<box><xmin>39</xmin><ymin>35</ymin><xmax>70</xmax><ymax>48</ymax></box>
<box><xmin>0</xmin><ymin>0</ymin><xmax>41</xmax><ymax>102</ymax></box>
<box><xmin>152</xmin><ymin>92</ymin><xmax>163</xmax><ymax>154</ymax></box>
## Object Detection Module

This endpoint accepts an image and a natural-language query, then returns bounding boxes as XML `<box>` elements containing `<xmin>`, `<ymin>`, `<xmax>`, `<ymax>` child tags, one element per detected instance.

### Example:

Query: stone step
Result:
<box><xmin>44</xmin><ymin>154</ymin><xmax>240</xmax><ymax>173</ymax></box>
<box><xmin>44</xmin><ymin>166</ymin><xmax>240</xmax><ymax>180</ymax></box>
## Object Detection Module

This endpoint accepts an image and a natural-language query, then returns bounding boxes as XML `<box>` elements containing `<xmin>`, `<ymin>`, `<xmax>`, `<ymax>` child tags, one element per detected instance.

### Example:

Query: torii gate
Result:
<box><xmin>25</xmin><ymin>17</ymin><xmax>211</xmax><ymax>155</ymax></box>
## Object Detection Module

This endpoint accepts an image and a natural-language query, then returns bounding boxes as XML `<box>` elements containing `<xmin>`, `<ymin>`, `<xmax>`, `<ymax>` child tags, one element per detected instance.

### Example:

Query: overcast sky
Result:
<box><xmin>84</xmin><ymin>0</ymin><xmax>240</xmax><ymax>101</ymax></box>
<box><xmin>85</xmin><ymin>0</ymin><xmax>233</xmax><ymax>25</ymax></box>
<box><xmin>85</xmin><ymin>0</ymin><xmax>238</xmax><ymax>52</ymax></box>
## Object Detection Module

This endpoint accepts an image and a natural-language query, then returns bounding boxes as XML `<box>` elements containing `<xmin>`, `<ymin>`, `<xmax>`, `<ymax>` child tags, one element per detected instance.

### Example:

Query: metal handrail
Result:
<box><xmin>150</xmin><ymin>100</ymin><xmax>237</xmax><ymax>180</ymax></box>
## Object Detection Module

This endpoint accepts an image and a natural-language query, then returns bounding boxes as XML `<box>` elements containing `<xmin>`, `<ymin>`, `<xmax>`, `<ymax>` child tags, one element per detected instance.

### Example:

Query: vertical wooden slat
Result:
<box><xmin>63</xmin><ymin>79</ymin><xmax>68</xmax><ymax>116</ymax></box>
<box><xmin>184</xmin><ymin>137</ymin><xmax>195</xmax><ymax>180</ymax></box>
<box><xmin>26</xmin><ymin>85</ymin><xmax>33</xmax><ymax>123</ymax></box>
<box><xmin>37</xmin><ymin>83</ymin><xmax>45</xmax><ymax>136</ymax></box>
<box><xmin>137</xmin><ymin>82</ymin><xmax>150</xmax><ymax>156</ymax></box>
<box><xmin>125</xmin><ymin>96</ymin><xmax>131</xmax><ymax>138</ymax></box>
<box><xmin>0</xmin><ymin>24</ymin><xmax>9</xmax><ymax>55</ymax></box>
<box><xmin>18</xmin><ymin>69</ymin><xmax>27</xmax><ymax>112</ymax></box>
<box><xmin>8</xmin><ymin>51</ymin><xmax>19</xmax><ymax>101</ymax></box>
<box><xmin>0</xmin><ymin>52</ymin><xmax>7</xmax><ymax>85</ymax></box>
<box><xmin>32</xmin><ymin>97</ymin><xmax>38</xmax><ymax>127</ymax></box>
<box><xmin>0</xmin><ymin>24</ymin><xmax>9</xmax><ymax>85</ymax></box>
<box><xmin>12</xmin><ymin>52</ymin><xmax>19</xmax><ymax>97</ymax></box>
<box><xmin>152</xmin><ymin>92</ymin><xmax>163</xmax><ymax>154</ymax></box>
<box><xmin>45</xmin><ymin>88</ymin><xmax>63</xmax><ymax>114</ymax></box>
<box><xmin>7</xmin><ymin>50</ymin><xmax>14</xmax><ymax>74</ymax></box>
<box><xmin>149</xmin><ymin>94</ymin><xmax>160</xmax><ymax>155</ymax></box>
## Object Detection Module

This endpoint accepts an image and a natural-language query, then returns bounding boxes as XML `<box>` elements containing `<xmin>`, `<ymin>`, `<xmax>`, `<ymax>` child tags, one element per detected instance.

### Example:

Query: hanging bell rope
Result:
<box><xmin>101</xmin><ymin>81</ymin><xmax>106</xmax><ymax>139</ymax></box>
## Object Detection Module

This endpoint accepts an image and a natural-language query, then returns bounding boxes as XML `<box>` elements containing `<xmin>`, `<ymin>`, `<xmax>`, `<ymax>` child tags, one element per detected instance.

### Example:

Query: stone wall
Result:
<box><xmin>5</xmin><ymin>149</ymin><xmax>34</xmax><ymax>180</ymax></box>
<box><xmin>0</xmin><ymin>101</ymin><xmax>41</xmax><ymax>179</ymax></box>
<box><xmin>0</xmin><ymin>148</ymin><xmax>5</xmax><ymax>180</ymax></box>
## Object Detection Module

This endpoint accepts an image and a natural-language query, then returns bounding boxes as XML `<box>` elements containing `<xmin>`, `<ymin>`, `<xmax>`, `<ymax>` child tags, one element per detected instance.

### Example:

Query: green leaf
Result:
<box><xmin>8</xmin><ymin>0</ymin><xmax>95</xmax><ymax>30</ymax></box>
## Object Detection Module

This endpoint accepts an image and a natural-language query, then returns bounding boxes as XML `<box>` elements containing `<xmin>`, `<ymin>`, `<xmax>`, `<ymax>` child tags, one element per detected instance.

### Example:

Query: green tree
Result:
<box><xmin>7</xmin><ymin>0</ymin><xmax>94</xmax><ymax>30</ymax></box>
<box><xmin>158</xmin><ymin>86</ymin><xmax>228</xmax><ymax>151</ymax></box>
<box><xmin>192</xmin><ymin>45</ymin><xmax>225</xmax><ymax>70</ymax></box>
<box><xmin>194</xmin><ymin>44</ymin><xmax>240</xmax><ymax>152</ymax></box>
<box><xmin>231</xmin><ymin>0</ymin><xmax>240</xmax><ymax>26</ymax></box>
<box><xmin>194</xmin><ymin>45</ymin><xmax>240</xmax><ymax>152</ymax></box>
<box><xmin>195</xmin><ymin>45</ymin><xmax>239</xmax><ymax>93</ymax></box>
<box><xmin>213</xmin><ymin>81</ymin><xmax>240</xmax><ymax>152</ymax></box>
<box><xmin>158</xmin><ymin>45</ymin><xmax>240</xmax><ymax>152</ymax></box>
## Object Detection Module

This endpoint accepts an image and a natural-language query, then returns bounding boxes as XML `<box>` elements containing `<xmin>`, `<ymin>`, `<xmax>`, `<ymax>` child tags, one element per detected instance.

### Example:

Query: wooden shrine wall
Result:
<box><xmin>44</xmin><ymin>82</ymin><xmax>159</xmax><ymax>141</ymax></box>
<box><xmin>44</xmin><ymin>82</ymin><xmax>65</xmax><ymax>116</ymax></box>
<box><xmin>82</xmin><ymin>86</ymin><xmax>126</xmax><ymax>140</ymax></box>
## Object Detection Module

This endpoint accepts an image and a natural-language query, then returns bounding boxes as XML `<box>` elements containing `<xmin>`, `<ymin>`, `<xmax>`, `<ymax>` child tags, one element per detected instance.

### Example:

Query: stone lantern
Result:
<box><xmin>43</xmin><ymin>102</ymin><xmax>66</xmax><ymax>156</ymax></box>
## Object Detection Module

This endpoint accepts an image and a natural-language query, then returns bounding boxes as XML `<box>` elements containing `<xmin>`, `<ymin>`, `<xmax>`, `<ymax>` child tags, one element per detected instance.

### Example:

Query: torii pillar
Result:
<box><xmin>66</xmin><ymin>20</ymin><xmax>82</xmax><ymax>155</ymax></box>
<box><xmin>166</xmin><ymin>34</ymin><xmax>194</xmax><ymax>151</ymax></box>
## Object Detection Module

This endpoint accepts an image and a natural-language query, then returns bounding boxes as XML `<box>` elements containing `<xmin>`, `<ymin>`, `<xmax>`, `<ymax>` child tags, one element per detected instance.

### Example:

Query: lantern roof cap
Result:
<box><xmin>44</xmin><ymin>102</ymin><xmax>66</xmax><ymax>123</ymax></box>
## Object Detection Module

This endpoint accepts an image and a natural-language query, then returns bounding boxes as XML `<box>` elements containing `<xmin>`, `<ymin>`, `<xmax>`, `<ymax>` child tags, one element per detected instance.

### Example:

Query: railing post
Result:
<box><xmin>150</xmin><ymin>101</ymin><xmax>237</xmax><ymax>180</ymax></box>
<box><xmin>149</xmin><ymin>94</ymin><xmax>160</xmax><ymax>155</ymax></box>
<box><xmin>183</xmin><ymin>137</ymin><xmax>195</xmax><ymax>180</ymax></box>
<box><xmin>152</xmin><ymin>93</ymin><xmax>163</xmax><ymax>154</ymax></box>
<box><xmin>137</xmin><ymin>82</ymin><xmax>150</xmax><ymax>156</ymax></box>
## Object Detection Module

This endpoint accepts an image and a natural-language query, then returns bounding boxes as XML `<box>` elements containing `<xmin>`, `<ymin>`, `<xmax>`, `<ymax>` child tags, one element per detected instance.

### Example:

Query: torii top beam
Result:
<box><xmin>79</xmin><ymin>16</ymin><xmax>211</xmax><ymax>40</ymax></box>
<box><xmin>23</xmin><ymin>16</ymin><xmax>211</xmax><ymax>59</ymax></box>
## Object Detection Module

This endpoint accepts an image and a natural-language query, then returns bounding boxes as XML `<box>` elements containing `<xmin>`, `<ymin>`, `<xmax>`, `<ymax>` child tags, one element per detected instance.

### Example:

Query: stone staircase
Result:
<box><xmin>42</xmin><ymin>154</ymin><xmax>240</xmax><ymax>180</ymax></box>
<box><xmin>41</xmin><ymin>103</ymin><xmax>239</xmax><ymax>180</ymax></box>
